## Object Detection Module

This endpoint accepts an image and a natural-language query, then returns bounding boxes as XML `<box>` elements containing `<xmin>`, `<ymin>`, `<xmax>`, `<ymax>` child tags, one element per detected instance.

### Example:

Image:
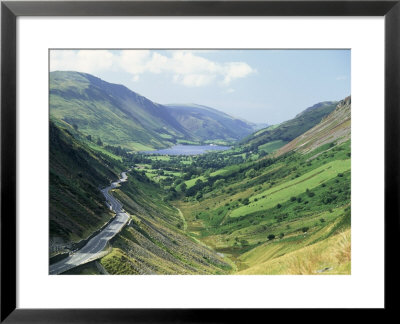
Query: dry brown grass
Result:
<box><xmin>239</xmin><ymin>229</ymin><xmax>351</xmax><ymax>275</ymax></box>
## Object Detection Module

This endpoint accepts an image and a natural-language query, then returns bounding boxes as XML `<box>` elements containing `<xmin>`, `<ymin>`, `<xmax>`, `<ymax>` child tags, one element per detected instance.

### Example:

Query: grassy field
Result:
<box><xmin>172</xmin><ymin>138</ymin><xmax>351</xmax><ymax>274</ymax></box>
<box><xmin>239</xmin><ymin>228</ymin><xmax>351</xmax><ymax>275</ymax></box>
<box><xmin>258</xmin><ymin>140</ymin><xmax>288</xmax><ymax>153</ymax></box>
<box><xmin>230</xmin><ymin>159</ymin><xmax>350</xmax><ymax>218</ymax></box>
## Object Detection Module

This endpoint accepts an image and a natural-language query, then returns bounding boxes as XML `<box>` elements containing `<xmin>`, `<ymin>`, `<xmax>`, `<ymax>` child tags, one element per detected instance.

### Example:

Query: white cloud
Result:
<box><xmin>50</xmin><ymin>50</ymin><xmax>256</xmax><ymax>87</ymax></box>
<box><xmin>222</xmin><ymin>62</ymin><xmax>255</xmax><ymax>85</ymax></box>
<box><xmin>50</xmin><ymin>50</ymin><xmax>114</xmax><ymax>74</ymax></box>
<box><xmin>173</xmin><ymin>73</ymin><xmax>216</xmax><ymax>87</ymax></box>
<box><xmin>119</xmin><ymin>50</ymin><xmax>150</xmax><ymax>74</ymax></box>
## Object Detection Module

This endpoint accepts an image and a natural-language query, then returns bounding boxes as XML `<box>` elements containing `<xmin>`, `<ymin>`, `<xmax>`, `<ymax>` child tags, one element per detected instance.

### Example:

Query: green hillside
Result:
<box><xmin>98</xmin><ymin>172</ymin><xmax>232</xmax><ymax>274</ymax></box>
<box><xmin>161</xmin><ymin>98</ymin><xmax>351</xmax><ymax>274</ymax></box>
<box><xmin>241</xmin><ymin>101</ymin><xmax>338</xmax><ymax>152</ymax></box>
<box><xmin>50</xmin><ymin>71</ymin><xmax>192</xmax><ymax>151</ymax></box>
<box><xmin>49</xmin><ymin>121</ymin><xmax>231</xmax><ymax>274</ymax></box>
<box><xmin>49</xmin><ymin>120</ymin><xmax>124</xmax><ymax>254</ymax></box>
<box><xmin>277</xmin><ymin>96</ymin><xmax>351</xmax><ymax>156</ymax></box>
<box><xmin>50</xmin><ymin>88</ymin><xmax>351</xmax><ymax>275</ymax></box>
<box><xmin>50</xmin><ymin>72</ymin><xmax>259</xmax><ymax>151</ymax></box>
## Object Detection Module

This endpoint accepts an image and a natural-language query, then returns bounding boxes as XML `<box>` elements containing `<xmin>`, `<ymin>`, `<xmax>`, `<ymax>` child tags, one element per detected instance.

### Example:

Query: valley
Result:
<box><xmin>49</xmin><ymin>71</ymin><xmax>351</xmax><ymax>275</ymax></box>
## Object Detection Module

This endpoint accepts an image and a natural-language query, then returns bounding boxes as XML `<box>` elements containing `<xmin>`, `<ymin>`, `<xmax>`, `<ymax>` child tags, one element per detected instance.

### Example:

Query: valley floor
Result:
<box><xmin>71</xmin><ymin>139</ymin><xmax>351</xmax><ymax>275</ymax></box>
<box><xmin>51</xmin><ymin>102</ymin><xmax>351</xmax><ymax>275</ymax></box>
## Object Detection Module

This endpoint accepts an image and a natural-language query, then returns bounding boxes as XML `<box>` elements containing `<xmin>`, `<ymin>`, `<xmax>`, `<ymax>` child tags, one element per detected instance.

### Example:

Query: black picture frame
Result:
<box><xmin>1</xmin><ymin>0</ymin><xmax>399</xmax><ymax>322</ymax></box>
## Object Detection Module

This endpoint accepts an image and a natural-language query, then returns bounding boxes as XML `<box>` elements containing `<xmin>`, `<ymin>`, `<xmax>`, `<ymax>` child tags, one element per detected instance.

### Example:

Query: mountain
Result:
<box><xmin>167</xmin><ymin>98</ymin><xmax>351</xmax><ymax>274</ymax></box>
<box><xmin>50</xmin><ymin>121</ymin><xmax>231</xmax><ymax>274</ymax></box>
<box><xmin>240</xmin><ymin>100</ymin><xmax>338</xmax><ymax>152</ymax></box>
<box><xmin>50</xmin><ymin>71</ymin><xmax>193</xmax><ymax>151</ymax></box>
<box><xmin>49</xmin><ymin>120</ymin><xmax>124</xmax><ymax>255</ymax></box>
<box><xmin>165</xmin><ymin>104</ymin><xmax>260</xmax><ymax>142</ymax></box>
<box><xmin>92</xmin><ymin>172</ymin><xmax>232</xmax><ymax>274</ymax></box>
<box><xmin>276</xmin><ymin>96</ymin><xmax>351</xmax><ymax>156</ymax></box>
<box><xmin>50</xmin><ymin>71</ymin><xmax>258</xmax><ymax>150</ymax></box>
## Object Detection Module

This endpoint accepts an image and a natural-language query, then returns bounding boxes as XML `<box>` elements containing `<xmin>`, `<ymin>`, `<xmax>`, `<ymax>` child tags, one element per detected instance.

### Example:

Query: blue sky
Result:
<box><xmin>50</xmin><ymin>49</ymin><xmax>350</xmax><ymax>124</ymax></box>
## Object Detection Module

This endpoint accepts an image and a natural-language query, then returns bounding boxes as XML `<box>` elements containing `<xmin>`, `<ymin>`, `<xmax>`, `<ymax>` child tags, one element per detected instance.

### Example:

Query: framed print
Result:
<box><xmin>1</xmin><ymin>0</ymin><xmax>399</xmax><ymax>322</ymax></box>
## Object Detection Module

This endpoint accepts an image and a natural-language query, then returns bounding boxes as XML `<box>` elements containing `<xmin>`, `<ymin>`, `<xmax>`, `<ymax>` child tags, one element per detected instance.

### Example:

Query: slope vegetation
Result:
<box><xmin>170</xmin><ymin>97</ymin><xmax>351</xmax><ymax>274</ymax></box>
<box><xmin>50</xmin><ymin>71</ymin><xmax>192</xmax><ymax>151</ymax></box>
<box><xmin>276</xmin><ymin>96</ymin><xmax>351</xmax><ymax>156</ymax></box>
<box><xmin>50</xmin><ymin>71</ymin><xmax>258</xmax><ymax>150</ymax></box>
<box><xmin>50</xmin><ymin>121</ymin><xmax>231</xmax><ymax>274</ymax></box>
<box><xmin>98</xmin><ymin>173</ymin><xmax>232</xmax><ymax>274</ymax></box>
<box><xmin>241</xmin><ymin>101</ymin><xmax>338</xmax><ymax>152</ymax></box>
<box><xmin>50</xmin><ymin>121</ymin><xmax>124</xmax><ymax>254</ymax></box>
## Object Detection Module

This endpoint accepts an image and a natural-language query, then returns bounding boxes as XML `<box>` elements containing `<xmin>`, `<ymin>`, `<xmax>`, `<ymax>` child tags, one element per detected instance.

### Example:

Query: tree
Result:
<box><xmin>195</xmin><ymin>179</ymin><xmax>203</xmax><ymax>185</ymax></box>
<box><xmin>267</xmin><ymin>234</ymin><xmax>275</xmax><ymax>240</ymax></box>
<box><xmin>306</xmin><ymin>188</ymin><xmax>315</xmax><ymax>197</ymax></box>
<box><xmin>302</xmin><ymin>227</ymin><xmax>309</xmax><ymax>233</ymax></box>
<box><xmin>97</xmin><ymin>137</ymin><xmax>103</xmax><ymax>146</ymax></box>
<box><xmin>180</xmin><ymin>183</ymin><xmax>187</xmax><ymax>192</ymax></box>
<box><xmin>213</xmin><ymin>179</ymin><xmax>224</xmax><ymax>188</ymax></box>
<box><xmin>245</xmin><ymin>169</ymin><xmax>256</xmax><ymax>178</ymax></box>
<box><xmin>240</xmin><ymin>239</ymin><xmax>249</xmax><ymax>247</ymax></box>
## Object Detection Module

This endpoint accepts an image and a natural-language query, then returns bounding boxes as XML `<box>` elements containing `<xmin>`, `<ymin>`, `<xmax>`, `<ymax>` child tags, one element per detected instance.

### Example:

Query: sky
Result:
<box><xmin>50</xmin><ymin>49</ymin><xmax>350</xmax><ymax>124</ymax></box>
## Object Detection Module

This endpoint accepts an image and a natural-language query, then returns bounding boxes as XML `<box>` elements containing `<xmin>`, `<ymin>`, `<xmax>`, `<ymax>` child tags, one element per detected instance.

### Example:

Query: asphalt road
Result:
<box><xmin>49</xmin><ymin>172</ymin><xmax>130</xmax><ymax>275</ymax></box>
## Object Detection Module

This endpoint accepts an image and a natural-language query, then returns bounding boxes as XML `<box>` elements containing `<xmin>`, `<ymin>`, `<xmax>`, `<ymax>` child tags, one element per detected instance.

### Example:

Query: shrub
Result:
<box><xmin>290</xmin><ymin>196</ymin><xmax>297</xmax><ymax>202</ymax></box>
<box><xmin>240</xmin><ymin>239</ymin><xmax>249</xmax><ymax>247</ymax></box>
<box><xmin>180</xmin><ymin>183</ymin><xmax>187</xmax><ymax>192</ymax></box>
<box><xmin>321</xmin><ymin>193</ymin><xmax>337</xmax><ymax>204</ymax></box>
<box><xmin>302</xmin><ymin>227</ymin><xmax>309</xmax><ymax>233</ymax></box>
<box><xmin>267</xmin><ymin>234</ymin><xmax>275</xmax><ymax>240</ymax></box>
<box><xmin>306</xmin><ymin>188</ymin><xmax>315</xmax><ymax>197</ymax></box>
<box><xmin>279</xmin><ymin>233</ymin><xmax>285</xmax><ymax>239</ymax></box>
<box><xmin>276</xmin><ymin>203</ymin><xmax>282</xmax><ymax>209</ymax></box>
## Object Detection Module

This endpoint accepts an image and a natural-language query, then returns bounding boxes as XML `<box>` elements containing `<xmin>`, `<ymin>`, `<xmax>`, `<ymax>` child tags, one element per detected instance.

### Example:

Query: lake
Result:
<box><xmin>141</xmin><ymin>144</ymin><xmax>230</xmax><ymax>156</ymax></box>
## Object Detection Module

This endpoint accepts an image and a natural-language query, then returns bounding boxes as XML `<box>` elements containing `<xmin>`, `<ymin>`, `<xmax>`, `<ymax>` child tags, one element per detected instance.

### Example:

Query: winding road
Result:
<box><xmin>49</xmin><ymin>172</ymin><xmax>130</xmax><ymax>275</ymax></box>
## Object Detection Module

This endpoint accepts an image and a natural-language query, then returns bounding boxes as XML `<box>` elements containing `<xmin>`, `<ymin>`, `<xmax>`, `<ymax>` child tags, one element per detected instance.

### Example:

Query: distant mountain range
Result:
<box><xmin>50</xmin><ymin>71</ymin><xmax>262</xmax><ymax>151</ymax></box>
<box><xmin>165</xmin><ymin>103</ymin><xmax>263</xmax><ymax>142</ymax></box>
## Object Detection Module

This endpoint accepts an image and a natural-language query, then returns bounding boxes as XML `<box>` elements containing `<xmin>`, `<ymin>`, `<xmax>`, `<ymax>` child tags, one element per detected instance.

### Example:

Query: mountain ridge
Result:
<box><xmin>50</xmin><ymin>71</ymin><xmax>259</xmax><ymax>150</ymax></box>
<box><xmin>240</xmin><ymin>100</ymin><xmax>339</xmax><ymax>152</ymax></box>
